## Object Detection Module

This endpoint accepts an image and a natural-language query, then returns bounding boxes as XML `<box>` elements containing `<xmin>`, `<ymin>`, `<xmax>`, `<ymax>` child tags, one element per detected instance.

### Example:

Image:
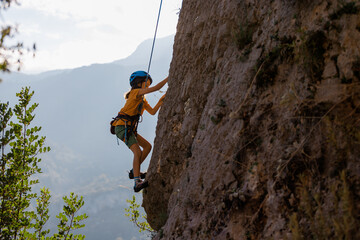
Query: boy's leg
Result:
<box><xmin>130</xmin><ymin>142</ymin><xmax>149</xmax><ymax>192</ymax></box>
<box><xmin>130</xmin><ymin>143</ymin><xmax>142</xmax><ymax>177</ymax></box>
<box><xmin>136</xmin><ymin>134</ymin><xmax>152</xmax><ymax>165</ymax></box>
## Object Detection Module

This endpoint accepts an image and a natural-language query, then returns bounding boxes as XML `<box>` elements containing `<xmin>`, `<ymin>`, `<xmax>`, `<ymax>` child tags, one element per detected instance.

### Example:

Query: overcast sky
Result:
<box><xmin>2</xmin><ymin>0</ymin><xmax>182</xmax><ymax>73</ymax></box>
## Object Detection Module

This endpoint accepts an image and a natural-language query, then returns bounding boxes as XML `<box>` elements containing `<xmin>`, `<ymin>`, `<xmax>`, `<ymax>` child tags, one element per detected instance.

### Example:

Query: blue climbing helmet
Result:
<box><xmin>129</xmin><ymin>71</ymin><xmax>152</xmax><ymax>87</ymax></box>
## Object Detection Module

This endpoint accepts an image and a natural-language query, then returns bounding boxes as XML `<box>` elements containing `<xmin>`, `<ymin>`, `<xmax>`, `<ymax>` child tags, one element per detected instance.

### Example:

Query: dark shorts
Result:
<box><xmin>115</xmin><ymin>125</ymin><xmax>138</xmax><ymax>148</ymax></box>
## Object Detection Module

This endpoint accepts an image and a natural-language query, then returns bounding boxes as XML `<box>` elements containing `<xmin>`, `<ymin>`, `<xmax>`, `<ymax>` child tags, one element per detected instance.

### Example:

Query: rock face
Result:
<box><xmin>143</xmin><ymin>0</ymin><xmax>360</xmax><ymax>239</ymax></box>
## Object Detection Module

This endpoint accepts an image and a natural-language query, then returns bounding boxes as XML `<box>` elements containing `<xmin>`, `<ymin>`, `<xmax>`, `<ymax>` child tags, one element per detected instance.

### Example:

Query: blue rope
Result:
<box><xmin>147</xmin><ymin>0</ymin><xmax>163</xmax><ymax>77</ymax></box>
<box><xmin>142</xmin><ymin>0</ymin><xmax>163</xmax><ymax>104</ymax></box>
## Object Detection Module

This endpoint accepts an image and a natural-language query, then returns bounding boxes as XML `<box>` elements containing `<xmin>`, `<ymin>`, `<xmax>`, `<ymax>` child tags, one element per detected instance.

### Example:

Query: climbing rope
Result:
<box><xmin>147</xmin><ymin>0</ymin><xmax>163</xmax><ymax>76</ymax></box>
<box><xmin>143</xmin><ymin>0</ymin><xmax>164</xmax><ymax>102</ymax></box>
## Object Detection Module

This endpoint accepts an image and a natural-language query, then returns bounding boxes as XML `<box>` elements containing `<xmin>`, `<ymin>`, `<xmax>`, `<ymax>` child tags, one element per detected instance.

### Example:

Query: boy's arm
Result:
<box><xmin>138</xmin><ymin>77</ymin><xmax>168</xmax><ymax>96</ymax></box>
<box><xmin>145</xmin><ymin>94</ymin><xmax>165</xmax><ymax>115</ymax></box>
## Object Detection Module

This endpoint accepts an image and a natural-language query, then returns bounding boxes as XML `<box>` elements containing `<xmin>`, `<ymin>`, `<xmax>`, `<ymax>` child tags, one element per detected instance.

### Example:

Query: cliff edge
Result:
<box><xmin>143</xmin><ymin>0</ymin><xmax>360</xmax><ymax>239</ymax></box>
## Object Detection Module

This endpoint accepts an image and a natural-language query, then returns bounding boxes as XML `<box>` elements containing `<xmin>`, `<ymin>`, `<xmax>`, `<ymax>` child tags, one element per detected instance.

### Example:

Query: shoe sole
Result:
<box><xmin>134</xmin><ymin>181</ymin><xmax>149</xmax><ymax>192</ymax></box>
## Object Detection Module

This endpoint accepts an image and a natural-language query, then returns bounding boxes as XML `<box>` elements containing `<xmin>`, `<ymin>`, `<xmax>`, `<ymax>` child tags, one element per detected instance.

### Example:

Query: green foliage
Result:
<box><xmin>0</xmin><ymin>87</ymin><xmax>88</xmax><ymax>239</ymax></box>
<box><xmin>0</xmin><ymin>87</ymin><xmax>48</xmax><ymax>238</ymax></box>
<box><xmin>34</xmin><ymin>187</ymin><xmax>51</xmax><ymax>238</ymax></box>
<box><xmin>125</xmin><ymin>195</ymin><xmax>155</xmax><ymax>234</ymax></box>
<box><xmin>53</xmin><ymin>193</ymin><xmax>88</xmax><ymax>240</ymax></box>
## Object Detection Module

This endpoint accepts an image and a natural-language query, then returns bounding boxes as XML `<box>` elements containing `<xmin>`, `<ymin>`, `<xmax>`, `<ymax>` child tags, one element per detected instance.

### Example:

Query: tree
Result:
<box><xmin>0</xmin><ymin>0</ymin><xmax>35</xmax><ymax>75</ymax></box>
<box><xmin>0</xmin><ymin>87</ymin><xmax>88</xmax><ymax>239</ymax></box>
<box><xmin>0</xmin><ymin>2</ymin><xmax>87</xmax><ymax>238</ymax></box>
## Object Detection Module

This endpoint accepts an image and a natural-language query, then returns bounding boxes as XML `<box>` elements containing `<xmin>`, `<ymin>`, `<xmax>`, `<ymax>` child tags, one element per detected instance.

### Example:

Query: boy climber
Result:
<box><xmin>112</xmin><ymin>71</ymin><xmax>168</xmax><ymax>192</ymax></box>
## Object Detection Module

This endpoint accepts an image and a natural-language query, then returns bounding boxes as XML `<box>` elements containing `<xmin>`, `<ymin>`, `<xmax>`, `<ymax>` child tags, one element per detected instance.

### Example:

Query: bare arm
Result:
<box><xmin>145</xmin><ymin>94</ymin><xmax>166</xmax><ymax>115</ymax></box>
<box><xmin>138</xmin><ymin>77</ymin><xmax>168</xmax><ymax>96</ymax></box>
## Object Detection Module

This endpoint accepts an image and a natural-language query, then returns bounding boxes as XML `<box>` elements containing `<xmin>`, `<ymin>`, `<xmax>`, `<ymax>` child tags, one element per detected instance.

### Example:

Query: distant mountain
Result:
<box><xmin>0</xmin><ymin>35</ymin><xmax>174</xmax><ymax>240</ymax></box>
<box><xmin>113</xmin><ymin>35</ymin><xmax>174</xmax><ymax>67</ymax></box>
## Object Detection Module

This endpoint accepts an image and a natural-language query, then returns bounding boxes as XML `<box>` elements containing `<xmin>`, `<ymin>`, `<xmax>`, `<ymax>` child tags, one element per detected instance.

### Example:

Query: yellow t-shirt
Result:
<box><xmin>112</xmin><ymin>89</ymin><xmax>150</xmax><ymax>126</ymax></box>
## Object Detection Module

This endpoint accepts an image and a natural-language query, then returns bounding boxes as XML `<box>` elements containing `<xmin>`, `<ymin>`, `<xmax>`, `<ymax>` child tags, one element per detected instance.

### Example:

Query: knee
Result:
<box><xmin>131</xmin><ymin>145</ymin><xmax>142</xmax><ymax>158</ymax></box>
<box><xmin>145</xmin><ymin>143</ymin><xmax>152</xmax><ymax>152</ymax></box>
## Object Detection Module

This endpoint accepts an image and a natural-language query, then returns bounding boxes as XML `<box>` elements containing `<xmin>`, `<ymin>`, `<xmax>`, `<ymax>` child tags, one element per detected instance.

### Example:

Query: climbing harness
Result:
<box><xmin>120</xmin><ymin>113</ymin><xmax>141</xmax><ymax>145</ymax></box>
<box><xmin>111</xmin><ymin>113</ymin><xmax>141</xmax><ymax>145</ymax></box>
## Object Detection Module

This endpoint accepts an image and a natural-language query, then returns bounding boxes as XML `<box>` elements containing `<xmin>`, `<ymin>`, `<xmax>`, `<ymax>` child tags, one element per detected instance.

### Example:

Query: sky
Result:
<box><xmin>2</xmin><ymin>0</ymin><xmax>182</xmax><ymax>73</ymax></box>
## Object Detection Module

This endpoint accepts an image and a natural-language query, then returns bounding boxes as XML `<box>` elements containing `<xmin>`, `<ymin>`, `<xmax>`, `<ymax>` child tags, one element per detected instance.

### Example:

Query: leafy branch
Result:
<box><xmin>125</xmin><ymin>195</ymin><xmax>155</xmax><ymax>234</ymax></box>
<box><xmin>53</xmin><ymin>193</ymin><xmax>88</xmax><ymax>240</ymax></box>
<box><xmin>0</xmin><ymin>0</ymin><xmax>35</xmax><ymax>75</ymax></box>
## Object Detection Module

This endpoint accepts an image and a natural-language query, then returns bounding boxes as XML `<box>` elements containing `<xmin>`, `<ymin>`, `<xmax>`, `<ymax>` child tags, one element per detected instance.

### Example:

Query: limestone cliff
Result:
<box><xmin>143</xmin><ymin>0</ymin><xmax>360</xmax><ymax>239</ymax></box>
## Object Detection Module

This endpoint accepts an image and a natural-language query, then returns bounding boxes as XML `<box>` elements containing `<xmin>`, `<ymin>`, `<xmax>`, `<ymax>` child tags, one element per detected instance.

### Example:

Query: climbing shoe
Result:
<box><xmin>134</xmin><ymin>179</ymin><xmax>149</xmax><ymax>192</ymax></box>
<box><xmin>128</xmin><ymin>169</ymin><xmax>146</xmax><ymax>179</ymax></box>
